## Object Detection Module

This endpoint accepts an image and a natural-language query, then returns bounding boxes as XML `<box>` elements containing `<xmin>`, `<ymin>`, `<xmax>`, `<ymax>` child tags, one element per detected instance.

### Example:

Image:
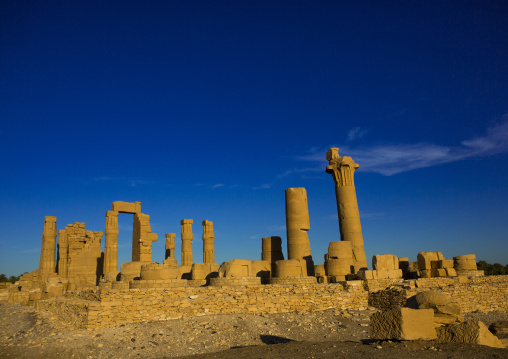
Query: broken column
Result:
<box><xmin>181</xmin><ymin>219</ymin><xmax>193</xmax><ymax>266</ymax></box>
<box><xmin>132</xmin><ymin>213</ymin><xmax>158</xmax><ymax>262</ymax></box>
<box><xmin>103</xmin><ymin>210</ymin><xmax>119</xmax><ymax>276</ymax></box>
<box><xmin>165</xmin><ymin>233</ymin><xmax>176</xmax><ymax>259</ymax></box>
<box><xmin>202</xmin><ymin>220</ymin><xmax>215</xmax><ymax>264</ymax></box>
<box><xmin>39</xmin><ymin>216</ymin><xmax>57</xmax><ymax>276</ymax></box>
<box><xmin>285</xmin><ymin>187</ymin><xmax>315</xmax><ymax>276</ymax></box>
<box><xmin>262</xmin><ymin>236</ymin><xmax>284</xmax><ymax>275</ymax></box>
<box><xmin>325</xmin><ymin>148</ymin><xmax>368</xmax><ymax>271</ymax></box>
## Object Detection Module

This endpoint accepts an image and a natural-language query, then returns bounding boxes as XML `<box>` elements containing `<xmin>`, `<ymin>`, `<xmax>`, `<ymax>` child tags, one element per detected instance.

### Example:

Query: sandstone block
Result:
<box><xmin>314</xmin><ymin>264</ymin><xmax>326</xmax><ymax>277</ymax></box>
<box><xmin>372</xmin><ymin>254</ymin><xmax>398</xmax><ymax>270</ymax></box>
<box><xmin>218</xmin><ymin>259</ymin><xmax>253</xmax><ymax>278</ymax></box>
<box><xmin>111</xmin><ymin>201</ymin><xmax>141</xmax><ymax>214</ymax></box>
<box><xmin>445</xmin><ymin>268</ymin><xmax>457</xmax><ymax>277</ymax></box>
<box><xmin>327</xmin><ymin>241</ymin><xmax>353</xmax><ymax>259</ymax></box>
<box><xmin>370</xmin><ymin>307</ymin><xmax>436</xmax><ymax>340</ymax></box>
<box><xmin>406</xmin><ymin>291</ymin><xmax>463</xmax><ymax>327</ymax></box>
<box><xmin>325</xmin><ymin>258</ymin><xmax>354</xmax><ymax>276</ymax></box>
<box><xmin>453</xmin><ymin>254</ymin><xmax>477</xmax><ymax>270</ymax></box>
<box><xmin>431</xmin><ymin>259</ymin><xmax>454</xmax><ymax>269</ymax></box>
<box><xmin>436</xmin><ymin>320</ymin><xmax>504</xmax><ymax>348</ymax></box>
<box><xmin>140</xmin><ymin>263</ymin><xmax>178</xmax><ymax>280</ymax></box>
<box><xmin>387</xmin><ymin>269</ymin><xmax>403</xmax><ymax>279</ymax></box>
<box><xmin>275</xmin><ymin>259</ymin><xmax>307</xmax><ymax>278</ymax></box>
<box><xmin>417</xmin><ymin>252</ymin><xmax>444</xmax><ymax>270</ymax></box>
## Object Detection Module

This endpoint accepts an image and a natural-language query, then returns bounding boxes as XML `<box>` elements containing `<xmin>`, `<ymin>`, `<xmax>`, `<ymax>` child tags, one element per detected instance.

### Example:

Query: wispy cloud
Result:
<box><xmin>360</xmin><ymin>212</ymin><xmax>385</xmax><ymax>219</ymax></box>
<box><xmin>212</xmin><ymin>183</ymin><xmax>224</xmax><ymax>189</ymax></box>
<box><xmin>294</xmin><ymin>120</ymin><xmax>508</xmax><ymax>176</ymax></box>
<box><xmin>347</xmin><ymin>127</ymin><xmax>368</xmax><ymax>142</ymax></box>
<box><xmin>253</xmin><ymin>183</ymin><xmax>271</xmax><ymax>190</ymax></box>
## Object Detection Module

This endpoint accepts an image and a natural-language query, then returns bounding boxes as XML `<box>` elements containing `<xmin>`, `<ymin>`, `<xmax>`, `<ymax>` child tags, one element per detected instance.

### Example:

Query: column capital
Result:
<box><xmin>325</xmin><ymin>148</ymin><xmax>359</xmax><ymax>187</ymax></box>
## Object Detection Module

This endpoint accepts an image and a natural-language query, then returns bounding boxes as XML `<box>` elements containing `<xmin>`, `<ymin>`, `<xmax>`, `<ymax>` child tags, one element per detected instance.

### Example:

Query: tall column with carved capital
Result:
<box><xmin>326</xmin><ymin>148</ymin><xmax>368</xmax><ymax>270</ymax></box>
<box><xmin>103</xmin><ymin>210</ymin><xmax>119</xmax><ymax>275</ymax></box>
<box><xmin>181</xmin><ymin>219</ymin><xmax>193</xmax><ymax>266</ymax></box>
<box><xmin>57</xmin><ymin>229</ymin><xmax>68</xmax><ymax>278</ymax></box>
<box><xmin>39</xmin><ymin>216</ymin><xmax>57</xmax><ymax>276</ymax></box>
<box><xmin>202</xmin><ymin>220</ymin><xmax>215</xmax><ymax>264</ymax></box>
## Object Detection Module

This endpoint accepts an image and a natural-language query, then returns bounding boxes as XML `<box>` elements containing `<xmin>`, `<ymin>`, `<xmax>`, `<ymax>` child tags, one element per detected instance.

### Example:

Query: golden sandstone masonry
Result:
<box><xmin>6</xmin><ymin>148</ymin><xmax>506</xmax><ymax>332</ymax></box>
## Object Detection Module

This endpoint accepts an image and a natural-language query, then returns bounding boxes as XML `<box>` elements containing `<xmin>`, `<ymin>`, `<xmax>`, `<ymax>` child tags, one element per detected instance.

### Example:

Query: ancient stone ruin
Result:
<box><xmin>6</xmin><ymin>148</ymin><xmax>505</xmax><ymax>344</ymax></box>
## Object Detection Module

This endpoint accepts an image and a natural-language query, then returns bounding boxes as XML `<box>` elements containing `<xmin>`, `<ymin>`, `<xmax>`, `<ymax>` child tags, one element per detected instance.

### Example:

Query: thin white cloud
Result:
<box><xmin>253</xmin><ymin>184</ymin><xmax>271</xmax><ymax>190</ymax></box>
<box><xmin>347</xmin><ymin>127</ymin><xmax>368</xmax><ymax>142</ymax></box>
<box><xmin>294</xmin><ymin>120</ymin><xmax>508</xmax><ymax>176</ymax></box>
<box><xmin>212</xmin><ymin>183</ymin><xmax>224</xmax><ymax>189</ymax></box>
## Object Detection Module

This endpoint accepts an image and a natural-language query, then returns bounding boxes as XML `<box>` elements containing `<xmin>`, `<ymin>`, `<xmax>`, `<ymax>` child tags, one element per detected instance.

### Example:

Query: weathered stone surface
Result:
<box><xmin>274</xmin><ymin>259</ymin><xmax>308</xmax><ymax>278</ymax></box>
<box><xmin>370</xmin><ymin>307</ymin><xmax>436</xmax><ymax>340</ymax></box>
<box><xmin>120</xmin><ymin>261</ymin><xmax>148</xmax><ymax>281</ymax></box>
<box><xmin>454</xmin><ymin>254</ymin><xmax>477</xmax><ymax>270</ymax></box>
<box><xmin>181</xmin><ymin>219</ymin><xmax>193</xmax><ymax>266</ymax></box>
<box><xmin>417</xmin><ymin>252</ymin><xmax>445</xmax><ymax>271</ymax></box>
<box><xmin>406</xmin><ymin>291</ymin><xmax>463</xmax><ymax>326</ymax></box>
<box><xmin>436</xmin><ymin>320</ymin><xmax>504</xmax><ymax>348</ymax></box>
<box><xmin>140</xmin><ymin>263</ymin><xmax>178</xmax><ymax>280</ymax></box>
<box><xmin>218</xmin><ymin>259</ymin><xmax>254</xmax><ymax>278</ymax></box>
<box><xmin>132</xmin><ymin>213</ymin><xmax>158</xmax><ymax>262</ymax></box>
<box><xmin>191</xmin><ymin>262</ymin><xmax>219</xmax><ymax>280</ymax></box>
<box><xmin>285</xmin><ymin>188</ymin><xmax>314</xmax><ymax>276</ymax></box>
<box><xmin>489</xmin><ymin>321</ymin><xmax>508</xmax><ymax>338</ymax></box>
<box><xmin>262</xmin><ymin>236</ymin><xmax>284</xmax><ymax>275</ymax></box>
<box><xmin>39</xmin><ymin>216</ymin><xmax>57</xmax><ymax>277</ymax></box>
<box><xmin>372</xmin><ymin>254</ymin><xmax>398</xmax><ymax>271</ymax></box>
<box><xmin>326</xmin><ymin>148</ymin><xmax>367</xmax><ymax>272</ymax></box>
<box><xmin>202</xmin><ymin>220</ymin><xmax>215</xmax><ymax>264</ymax></box>
<box><xmin>111</xmin><ymin>201</ymin><xmax>141</xmax><ymax>214</ymax></box>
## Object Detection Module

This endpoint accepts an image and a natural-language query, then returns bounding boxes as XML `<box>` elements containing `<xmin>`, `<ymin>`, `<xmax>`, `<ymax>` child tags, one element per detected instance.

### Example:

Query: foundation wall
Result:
<box><xmin>16</xmin><ymin>275</ymin><xmax>508</xmax><ymax>330</ymax></box>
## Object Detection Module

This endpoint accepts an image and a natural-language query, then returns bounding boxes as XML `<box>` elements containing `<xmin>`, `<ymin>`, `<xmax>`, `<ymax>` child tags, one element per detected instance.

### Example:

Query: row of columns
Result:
<box><xmin>164</xmin><ymin>219</ymin><xmax>215</xmax><ymax>266</ymax></box>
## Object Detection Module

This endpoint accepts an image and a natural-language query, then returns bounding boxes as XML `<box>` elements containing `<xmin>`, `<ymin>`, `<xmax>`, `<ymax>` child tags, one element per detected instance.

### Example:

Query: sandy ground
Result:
<box><xmin>0</xmin><ymin>300</ymin><xmax>506</xmax><ymax>359</ymax></box>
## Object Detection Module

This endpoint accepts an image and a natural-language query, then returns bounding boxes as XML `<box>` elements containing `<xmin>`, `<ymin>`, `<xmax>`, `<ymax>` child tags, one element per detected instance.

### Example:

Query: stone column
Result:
<box><xmin>103</xmin><ymin>210</ymin><xmax>119</xmax><ymax>275</ymax></box>
<box><xmin>262</xmin><ymin>236</ymin><xmax>284</xmax><ymax>275</ymax></box>
<box><xmin>39</xmin><ymin>216</ymin><xmax>57</xmax><ymax>276</ymax></box>
<box><xmin>165</xmin><ymin>233</ymin><xmax>176</xmax><ymax>260</ymax></box>
<box><xmin>325</xmin><ymin>148</ymin><xmax>368</xmax><ymax>270</ymax></box>
<box><xmin>57</xmin><ymin>229</ymin><xmax>68</xmax><ymax>278</ymax></box>
<box><xmin>181</xmin><ymin>219</ymin><xmax>193</xmax><ymax>266</ymax></box>
<box><xmin>285</xmin><ymin>188</ymin><xmax>315</xmax><ymax>276</ymax></box>
<box><xmin>202</xmin><ymin>220</ymin><xmax>215</xmax><ymax>264</ymax></box>
<box><xmin>132</xmin><ymin>213</ymin><xmax>158</xmax><ymax>262</ymax></box>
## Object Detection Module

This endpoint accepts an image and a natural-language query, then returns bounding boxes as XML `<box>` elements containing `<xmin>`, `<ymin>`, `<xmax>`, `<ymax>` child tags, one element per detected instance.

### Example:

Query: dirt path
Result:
<box><xmin>0</xmin><ymin>301</ymin><xmax>506</xmax><ymax>359</ymax></box>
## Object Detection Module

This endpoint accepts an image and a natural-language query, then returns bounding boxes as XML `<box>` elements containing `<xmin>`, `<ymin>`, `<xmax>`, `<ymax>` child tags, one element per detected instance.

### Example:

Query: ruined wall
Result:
<box><xmin>367</xmin><ymin>275</ymin><xmax>508</xmax><ymax>313</ymax></box>
<box><xmin>22</xmin><ymin>275</ymin><xmax>506</xmax><ymax>329</ymax></box>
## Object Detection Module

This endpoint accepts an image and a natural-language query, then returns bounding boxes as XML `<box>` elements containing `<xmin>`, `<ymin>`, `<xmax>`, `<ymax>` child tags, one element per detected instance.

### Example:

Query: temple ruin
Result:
<box><xmin>6</xmin><ymin>148</ymin><xmax>500</xmax><ymax>331</ymax></box>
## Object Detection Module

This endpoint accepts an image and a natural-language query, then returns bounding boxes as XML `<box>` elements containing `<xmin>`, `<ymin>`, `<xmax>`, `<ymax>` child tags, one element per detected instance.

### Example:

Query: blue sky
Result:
<box><xmin>1</xmin><ymin>1</ymin><xmax>507</xmax><ymax>276</ymax></box>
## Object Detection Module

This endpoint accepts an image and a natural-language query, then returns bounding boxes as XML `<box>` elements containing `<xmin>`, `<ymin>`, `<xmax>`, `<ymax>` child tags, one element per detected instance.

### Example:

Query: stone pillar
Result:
<box><xmin>202</xmin><ymin>220</ymin><xmax>215</xmax><ymax>264</ymax></box>
<box><xmin>181</xmin><ymin>219</ymin><xmax>193</xmax><ymax>266</ymax></box>
<box><xmin>132</xmin><ymin>213</ymin><xmax>158</xmax><ymax>262</ymax></box>
<box><xmin>165</xmin><ymin>233</ymin><xmax>176</xmax><ymax>260</ymax></box>
<box><xmin>57</xmin><ymin>229</ymin><xmax>68</xmax><ymax>278</ymax></box>
<box><xmin>285</xmin><ymin>188</ymin><xmax>315</xmax><ymax>276</ymax></box>
<box><xmin>262</xmin><ymin>236</ymin><xmax>284</xmax><ymax>275</ymax></box>
<box><xmin>325</xmin><ymin>148</ymin><xmax>368</xmax><ymax>270</ymax></box>
<box><xmin>103</xmin><ymin>210</ymin><xmax>119</xmax><ymax>275</ymax></box>
<box><xmin>39</xmin><ymin>216</ymin><xmax>57</xmax><ymax>276</ymax></box>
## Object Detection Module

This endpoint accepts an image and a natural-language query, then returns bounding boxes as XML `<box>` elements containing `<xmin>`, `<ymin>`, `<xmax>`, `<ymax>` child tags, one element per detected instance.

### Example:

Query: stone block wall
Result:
<box><xmin>85</xmin><ymin>283</ymin><xmax>368</xmax><ymax>329</ymax></box>
<box><xmin>16</xmin><ymin>275</ymin><xmax>508</xmax><ymax>330</ymax></box>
